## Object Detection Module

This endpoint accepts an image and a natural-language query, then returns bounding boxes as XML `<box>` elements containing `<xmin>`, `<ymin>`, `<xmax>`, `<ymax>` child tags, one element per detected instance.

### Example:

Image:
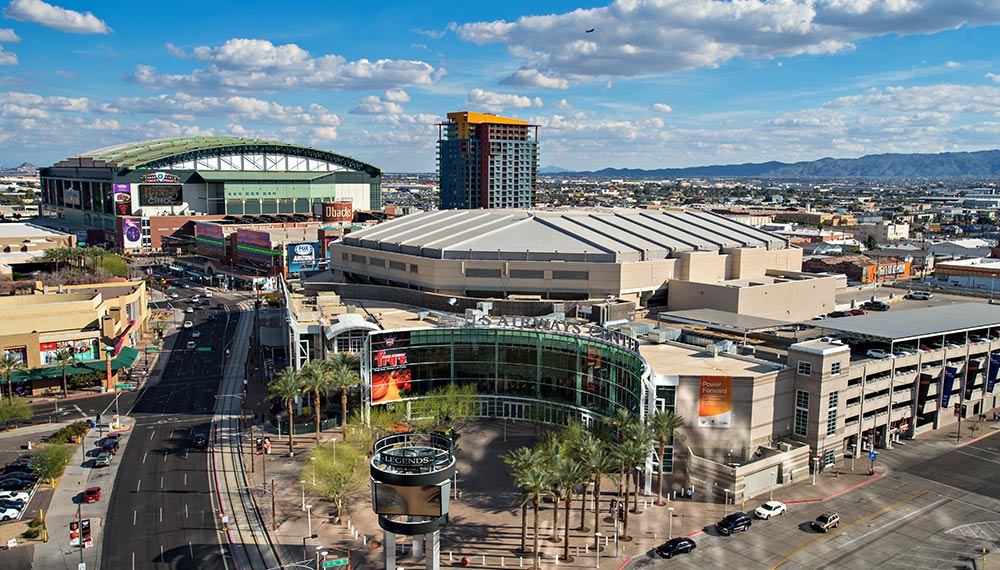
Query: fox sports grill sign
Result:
<box><xmin>286</xmin><ymin>242</ymin><xmax>320</xmax><ymax>273</ymax></box>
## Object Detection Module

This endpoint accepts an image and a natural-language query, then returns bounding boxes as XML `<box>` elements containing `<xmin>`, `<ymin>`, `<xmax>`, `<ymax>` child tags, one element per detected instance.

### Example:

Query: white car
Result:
<box><xmin>906</xmin><ymin>291</ymin><xmax>934</xmax><ymax>300</ymax></box>
<box><xmin>0</xmin><ymin>491</ymin><xmax>29</xmax><ymax>502</ymax></box>
<box><xmin>0</xmin><ymin>507</ymin><xmax>19</xmax><ymax>521</ymax></box>
<box><xmin>817</xmin><ymin>336</ymin><xmax>844</xmax><ymax>345</ymax></box>
<box><xmin>191</xmin><ymin>331</ymin><xmax>202</xmax><ymax>338</ymax></box>
<box><xmin>754</xmin><ymin>501</ymin><xmax>786</xmax><ymax>520</ymax></box>
<box><xmin>867</xmin><ymin>349</ymin><xmax>893</xmax><ymax>359</ymax></box>
<box><xmin>183</xmin><ymin>321</ymin><xmax>193</xmax><ymax>329</ymax></box>
<box><xmin>170</xmin><ymin>293</ymin><xmax>179</xmax><ymax>299</ymax></box>
<box><xmin>186</xmin><ymin>307</ymin><xmax>194</xmax><ymax>314</ymax></box>
<box><xmin>204</xmin><ymin>291</ymin><xmax>213</xmax><ymax>298</ymax></box>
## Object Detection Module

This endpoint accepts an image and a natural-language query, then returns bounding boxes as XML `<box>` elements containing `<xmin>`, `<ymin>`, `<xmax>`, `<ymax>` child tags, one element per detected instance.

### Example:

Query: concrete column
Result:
<box><xmin>412</xmin><ymin>534</ymin><xmax>424</xmax><ymax>558</ymax></box>
<box><xmin>384</xmin><ymin>531</ymin><xmax>396</xmax><ymax>570</ymax></box>
<box><xmin>426</xmin><ymin>530</ymin><xmax>441</xmax><ymax>570</ymax></box>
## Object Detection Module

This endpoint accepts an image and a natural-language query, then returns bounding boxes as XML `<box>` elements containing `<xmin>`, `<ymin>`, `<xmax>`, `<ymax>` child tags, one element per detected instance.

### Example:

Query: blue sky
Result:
<box><xmin>2</xmin><ymin>0</ymin><xmax>1000</xmax><ymax>172</ymax></box>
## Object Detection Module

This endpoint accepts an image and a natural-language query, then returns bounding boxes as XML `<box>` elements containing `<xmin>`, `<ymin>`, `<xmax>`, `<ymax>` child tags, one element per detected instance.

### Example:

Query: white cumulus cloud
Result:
<box><xmin>3</xmin><ymin>0</ymin><xmax>111</xmax><ymax>34</ymax></box>
<box><xmin>349</xmin><ymin>95</ymin><xmax>404</xmax><ymax>115</ymax></box>
<box><xmin>464</xmin><ymin>88</ymin><xmax>542</xmax><ymax>112</ymax></box>
<box><xmin>650</xmin><ymin>103</ymin><xmax>673</xmax><ymax>113</ymax></box>
<box><xmin>383</xmin><ymin>89</ymin><xmax>410</xmax><ymax>103</ymax></box>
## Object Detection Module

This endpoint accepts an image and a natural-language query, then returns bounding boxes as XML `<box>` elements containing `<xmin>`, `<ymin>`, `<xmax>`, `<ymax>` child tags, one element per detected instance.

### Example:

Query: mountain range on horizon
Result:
<box><xmin>540</xmin><ymin>149</ymin><xmax>1000</xmax><ymax>179</ymax></box>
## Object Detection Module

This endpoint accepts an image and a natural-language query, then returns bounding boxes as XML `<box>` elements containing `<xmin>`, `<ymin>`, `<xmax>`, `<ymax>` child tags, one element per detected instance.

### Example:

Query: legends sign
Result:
<box><xmin>461</xmin><ymin>315</ymin><xmax>640</xmax><ymax>353</ymax></box>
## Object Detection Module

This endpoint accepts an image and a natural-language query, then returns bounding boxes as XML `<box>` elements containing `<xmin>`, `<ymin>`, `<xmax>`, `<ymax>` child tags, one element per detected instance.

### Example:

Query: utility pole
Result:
<box><xmin>271</xmin><ymin>478</ymin><xmax>276</xmax><ymax>531</ymax></box>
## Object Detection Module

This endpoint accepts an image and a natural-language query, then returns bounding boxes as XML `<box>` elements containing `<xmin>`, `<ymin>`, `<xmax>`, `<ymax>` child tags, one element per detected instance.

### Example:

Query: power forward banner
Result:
<box><xmin>988</xmin><ymin>354</ymin><xmax>1000</xmax><ymax>393</ymax></box>
<box><xmin>941</xmin><ymin>366</ymin><xmax>958</xmax><ymax>408</ymax></box>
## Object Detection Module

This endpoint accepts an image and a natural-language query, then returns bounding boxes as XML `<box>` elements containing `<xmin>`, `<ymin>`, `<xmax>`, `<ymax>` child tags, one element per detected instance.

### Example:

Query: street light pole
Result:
<box><xmin>769</xmin><ymin>470</ymin><xmax>776</xmax><ymax>501</ymax></box>
<box><xmin>594</xmin><ymin>532</ymin><xmax>602</xmax><ymax>568</ymax></box>
<box><xmin>301</xmin><ymin>480</ymin><xmax>306</xmax><ymax>511</ymax></box>
<box><xmin>667</xmin><ymin>507</ymin><xmax>675</xmax><ymax>537</ymax></box>
<box><xmin>724</xmin><ymin>489</ymin><xmax>731</xmax><ymax>516</ymax></box>
<box><xmin>992</xmin><ymin>274</ymin><xmax>997</xmax><ymax>304</ymax></box>
<box><xmin>306</xmin><ymin>504</ymin><xmax>313</xmax><ymax>536</ymax></box>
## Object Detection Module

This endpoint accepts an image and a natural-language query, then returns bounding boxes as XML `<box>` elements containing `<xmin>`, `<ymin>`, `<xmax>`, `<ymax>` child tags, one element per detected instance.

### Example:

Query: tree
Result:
<box><xmin>521</xmin><ymin>462</ymin><xmax>553</xmax><ymax>562</ymax></box>
<box><xmin>648</xmin><ymin>410</ymin><xmax>685</xmax><ymax>506</ymax></box>
<box><xmin>865</xmin><ymin>234</ymin><xmax>879</xmax><ymax>251</ymax></box>
<box><xmin>31</xmin><ymin>444</ymin><xmax>73</xmax><ymax>488</ymax></box>
<box><xmin>575</xmin><ymin>432</ymin><xmax>614</xmax><ymax>546</ymax></box>
<box><xmin>554</xmin><ymin>448</ymin><xmax>588</xmax><ymax>561</ymax></box>
<box><xmin>51</xmin><ymin>349</ymin><xmax>74</xmax><ymax>399</ymax></box>
<box><xmin>300</xmin><ymin>361</ymin><xmax>334</xmax><ymax>443</ymax></box>
<box><xmin>0</xmin><ymin>397</ymin><xmax>32</xmax><ymax>427</ymax></box>
<box><xmin>409</xmin><ymin>383</ymin><xmax>479</xmax><ymax>431</ymax></box>
<box><xmin>502</xmin><ymin>446</ymin><xmax>538</xmax><ymax>553</ymax></box>
<box><xmin>268</xmin><ymin>367</ymin><xmax>303</xmax><ymax>455</ymax></box>
<box><xmin>327</xmin><ymin>352</ymin><xmax>361</xmax><ymax>439</ymax></box>
<box><xmin>303</xmin><ymin>441</ymin><xmax>367</xmax><ymax>521</ymax></box>
<box><xmin>0</xmin><ymin>354</ymin><xmax>25</xmax><ymax>402</ymax></box>
<box><xmin>614</xmin><ymin>419</ymin><xmax>652</xmax><ymax>541</ymax></box>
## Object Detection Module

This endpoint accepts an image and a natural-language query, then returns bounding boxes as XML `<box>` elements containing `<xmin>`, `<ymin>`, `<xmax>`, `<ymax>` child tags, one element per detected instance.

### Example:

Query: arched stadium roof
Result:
<box><xmin>52</xmin><ymin>136</ymin><xmax>380</xmax><ymax>177</ymax></box>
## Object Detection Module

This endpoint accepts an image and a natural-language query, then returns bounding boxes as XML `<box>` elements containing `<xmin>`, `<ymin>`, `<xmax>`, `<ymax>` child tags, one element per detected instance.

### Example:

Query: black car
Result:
<box><xmin>101</xmin><ymin>440</ymin><xmax>119</xmax><ymax>454</ymax></box>
<box><xmin>192</xmin><ymin>434</ymin><xmax>207</xmax><ymax>448</ymax></box>
<box><xmin>2</xmin><ymin>464</ymin><xmax>34</xmax><ymax>475</ymax></box>
<box><xmin>861</xmin><ymin>300</ymin><xmax>890</xmax><ymax>311</ymax></box>
<box><xmin>655</xmin><ymin>537</ymin><xmax>696</xmax><ymax>559</ymax></box>
<box><xmin>0</xmin><ymin>472</ymin><xmax>38</xmax><ymax>483</ymax></box>
<box><xmin>0</xmin><ymin>499</ymin><xmax>24</xmax><ymax>510</ymax></box>
<box><xmin>0</xmin><ymin>479</ymin><xmax>32</xmax><ymax>491</ymax></box>
<box><xmin>716</xmin><ymin>512</ymin><xmax>753</xmax><ymax>535</ymax></box>
<box><xmin>828</xmin><ymin>310</ymin><xmax>852</xmax><ymax>318</ymax></box>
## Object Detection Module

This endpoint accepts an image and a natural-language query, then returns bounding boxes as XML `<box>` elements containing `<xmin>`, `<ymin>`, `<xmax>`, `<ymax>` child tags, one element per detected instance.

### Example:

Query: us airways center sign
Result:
<box><xmin>461</xmin><ymin>315</ymin><xmax>640</xmax><ymax>353</ymax></box>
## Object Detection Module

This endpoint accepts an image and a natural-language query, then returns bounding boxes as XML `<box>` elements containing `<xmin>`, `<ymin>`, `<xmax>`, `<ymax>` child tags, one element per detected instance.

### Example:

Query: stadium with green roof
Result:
<box><xmin>39</xmin><ymin>136</ymin><xmax>381</xmax><ymax>251</ymax></box>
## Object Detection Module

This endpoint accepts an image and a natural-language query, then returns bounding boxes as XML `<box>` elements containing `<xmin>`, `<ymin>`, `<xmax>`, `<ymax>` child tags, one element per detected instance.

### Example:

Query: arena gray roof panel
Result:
<box><xmin>342</xmin><ymin>208</ymin><xmax>789</xmax><ymax>262</ymax></box>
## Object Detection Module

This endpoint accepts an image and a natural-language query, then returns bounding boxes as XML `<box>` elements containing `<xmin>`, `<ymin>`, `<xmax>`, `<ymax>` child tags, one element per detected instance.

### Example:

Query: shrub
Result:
<box><xmin>31</xmin><ymin>444</ymin><xmax>74</xmax><ymax>487</ymax></box>
<box><xmin>22</xmin><ymin>528</ymin><xmax>39</xmax><ymax>539</ymax></box>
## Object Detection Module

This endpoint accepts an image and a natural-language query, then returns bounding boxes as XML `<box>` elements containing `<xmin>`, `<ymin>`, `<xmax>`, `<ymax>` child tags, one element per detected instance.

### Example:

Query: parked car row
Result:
<box><xmin>0</xmin><ymin>455</ymin><xmax>39</xmax><ymax>522</ymax></box>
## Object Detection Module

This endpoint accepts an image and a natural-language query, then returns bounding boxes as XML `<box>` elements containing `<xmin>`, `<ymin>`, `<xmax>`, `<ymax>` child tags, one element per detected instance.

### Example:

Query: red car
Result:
<box><xmin>82</xmin><ymin>487</ymin><xmax>101</xmax><ymax>503</ymax></box>
<box><xmin>848</xmin><ymin>309</ymin><xmax>868</xmax><ymax>316</ymax></box>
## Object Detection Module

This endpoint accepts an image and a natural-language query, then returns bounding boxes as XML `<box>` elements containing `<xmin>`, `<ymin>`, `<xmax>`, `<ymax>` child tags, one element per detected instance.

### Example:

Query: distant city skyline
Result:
<box><xmin>2</xmin><ymin>1</ymin><xmax>1000</xmax><ymax>172</ymax></box>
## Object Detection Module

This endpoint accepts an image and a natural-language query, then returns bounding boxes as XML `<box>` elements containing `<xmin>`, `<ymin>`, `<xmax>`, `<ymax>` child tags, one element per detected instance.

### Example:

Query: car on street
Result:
<box><xmin>0</xmin><ymin>507</ymin><xmax>19</xmax><ymax>521</ymax></box>
<box><xmin>186</xmin><ymin>341</ymin><xmax>197</xmax><ymax>349</ymax></box>
<box><xmin>861</xmin><ymin>300</ymin><xmax>890</xmax><ymax>311</ymax></box>
<box><xmin>848</xmin><ymin>309</ymin><xmax>868</xmax><ymax>316</ymax></box>
<box><xmin>654</xmin><ymin>537</ymin><xmax>696</xmax><ymax>559</ymax></box>
<box><xmin>82</xmin><ymin>487</ymin><xmax>101</xmax><ymax>503</ymax></box>
<box><xmin>204</xmin><ymin>291</ymin><xmax>213</xmax><ymax>297</ymax></box>
<box><xmin>101</xmin><ymin>440</ymin><xmax>119</xmax><ymax>455</ymax></box>
<box><xmin>0</xmin><ymin>491</ymin><xmax>29</xmax><ymax>502</ymax></box>
<box><xmin>170</xmin><ymin>293</ymin><xmax>179</xmax><ymax>299</ymax></box>
<box><xmin>94</xmin><ymin>452</ymin><xmax>111</xmax><ymax>468</ymax></box>
<box><xmin>0</xmin><ymin>479</ymin><xmax>33</xmax><ymax>491</ymax></box>
<box><xmin>867</xmin><ymin>349</ymin><xmax>893</xmax><ymax>359</ymax></box>
<box><xmin>828</xmin><ymin>311</ymin><xmax>852</xmax><ymax>318</ymax></box>
<box><xmin>754</xmin><ymin>501</ymin><xmax>787</xmax><ymax>519</ymax></box>
<box><xmin>185</xmin><ymin>307</ymin><xmax>194</xmax><ymax>313</ymax></box>
<box><xmin>191</xmin><ymin>331</ymin><xmax>202</xmax><ymax>338</ymax></box>
<box><xmin>183</xmin><ymin>321</ymin><xmax>193</xmax><ymax>329</ymax></box>
<box><xmin>906</xmin><ymin>291</ymin><xmax>934</xmax><ymax>300</ymax></box>
<box><xmin>715</xmin><ymin>512</ymin><xmax>753</xmax><ymax>535</ymax></box>
<box><xmin>192</xmin><ymin>433</ymin><xmax>207</xmax><ymax>447</ymax></box>
<box><xmin>812</xmin><ymin>511</ymin><xmax>841</xmax><ymax>532</ymax></box>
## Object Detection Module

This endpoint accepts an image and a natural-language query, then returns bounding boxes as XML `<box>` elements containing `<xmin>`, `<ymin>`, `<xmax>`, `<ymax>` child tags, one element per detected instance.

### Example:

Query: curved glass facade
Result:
<box><xmin>365</xmin><ymin>326</ymin><xmax>651</xmax><ymax>425</ymax></box>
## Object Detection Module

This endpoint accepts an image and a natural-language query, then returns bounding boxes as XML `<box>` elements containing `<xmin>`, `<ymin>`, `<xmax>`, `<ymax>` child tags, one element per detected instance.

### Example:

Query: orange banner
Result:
<box><xmin>698</xmin><ymin>375</ymin><xmax>732</xmax><ymax>428</ymax></box>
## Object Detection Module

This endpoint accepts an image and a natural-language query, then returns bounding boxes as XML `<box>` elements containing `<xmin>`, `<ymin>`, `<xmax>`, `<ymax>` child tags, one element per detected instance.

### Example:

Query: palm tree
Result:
<box><xmin>299</xmin><ymin>361</ymin><xmax>334</xmax><ymax>443</ymax></box>
<box><xmin>554</xmin><ymin>451</ymin><xmax>588</xmax><ymax>561</ymax></box>
<box><xmin>327</xmin><ymin>353</ymin><xmax>361</xmax><ymax>439</ymax></box>
<box><xmin>268</xmin><ymin>367</ymin><xmax>303</xmax><ymax>455</ymax></box>
<box><xmin>502</xmin><ymin>446</ymin><xmax>538</xmax><ymax>553</ymax></box>
<box><xmin>0</xmin><ymin>354</ymin><xmax>25</xmax><ymax>402</ymax></box>
<box><xmin>52</xmin><ymin>349</ymin><xmax>74</xmax><ymax>399</ymax></box>
<box><xmin>521</xmin><ymin>462</ymin><xmax>553</xmax><ymax>563</ymax></box>
<box><xmin>576</xmin><ymin>432</ymin><xmax>614</xmax><ymax>545</ymax></box>
<box><xmin>648</xmin><ymin>410</ymin><xmax>685</xmax><ymax>506</ymax></box>
<box><xmin>615</xmin><ymin>420</ymin><xmax>652</xmax><ymax>541</ymax></box>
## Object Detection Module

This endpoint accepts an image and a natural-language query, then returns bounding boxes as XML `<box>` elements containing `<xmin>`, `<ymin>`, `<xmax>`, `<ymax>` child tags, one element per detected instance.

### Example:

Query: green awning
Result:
<box><xmin>7</xmin><ymin>346</ymin><xmax>142</xmax><ymax>385</ymax></box>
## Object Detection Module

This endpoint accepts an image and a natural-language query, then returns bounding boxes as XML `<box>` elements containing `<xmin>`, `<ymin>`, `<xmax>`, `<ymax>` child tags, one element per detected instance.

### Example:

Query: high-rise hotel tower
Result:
<box><xmin>437</xmin><ymin>112</ymin><xmax>539</xmax><ymax>210</ymax></box>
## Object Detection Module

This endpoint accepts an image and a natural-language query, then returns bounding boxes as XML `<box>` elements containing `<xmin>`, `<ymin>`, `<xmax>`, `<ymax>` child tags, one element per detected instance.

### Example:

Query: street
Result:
<box><xmin>98</xmin><ymin>301</ymin><xmax>240</xmax><ymax>569</ymax></box>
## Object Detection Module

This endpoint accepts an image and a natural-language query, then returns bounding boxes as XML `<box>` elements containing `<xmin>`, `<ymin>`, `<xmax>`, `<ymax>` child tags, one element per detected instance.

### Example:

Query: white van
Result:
<box><xmin>906</xmin><ymin>291</ymin><xmax>934</xmax><ymax>300</ymax></box>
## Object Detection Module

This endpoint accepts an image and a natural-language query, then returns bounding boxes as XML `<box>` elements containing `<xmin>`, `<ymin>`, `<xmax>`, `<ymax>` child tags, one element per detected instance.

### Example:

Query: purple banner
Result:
<box><xmin>989</xmin><ymin>354</ymin><xmax>1000</xmax><ymax>393</ymax></box>
<box><xmin>942</xmin><ymin>366</ymin><xmax>958</xmax><ymax>408</ymax></box>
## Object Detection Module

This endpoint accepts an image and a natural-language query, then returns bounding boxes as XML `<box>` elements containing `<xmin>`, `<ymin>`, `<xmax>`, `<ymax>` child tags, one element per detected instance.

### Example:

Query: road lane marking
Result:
<box><xmin>133</xmin><ymin>510</ymin><xmax>136</xmax><ymax>525</ymax></box>
<box><xmin>185</xmin><ymin>504</ymin><xmax>189</xmax><ymax>518</ymax></box>
<box><xmin>136</xmin><ymin>479</ymin><xmax>141</xmax><ymax>492</ymax></box>
<box><xmin>190</xmin><ymin>541</ymin><xmax>194</xmax><ymax>559</ymax></box>
<box><xmin>142</xmin><ymin>451</ymin><xmax>147</xmax><ymax>464</ymax></box>
<box><xmin>769</xmin><ymin>490</ymin><xmax>927</xmax><ymax>570</ymax></box>
<box><xmin>159</xmin><ymin>507</ymin><xmax>162</xmax><ymax>522</ymax></box>
<box><xmin>160</xmin><ymin>544</ymin><xmax>164</xmax><ymax>562</ymax></box>
<box><xmin>160</xmin><ymin>476</ymin><xmax>164</xmax><ymax>489</ymax></box>
<box><xmin>184</xmin><ymin>473</ymin><xmax>187</xmax><ymax>486</ymax></box>
<box><xmin>73</xmin><ymin>404</ymin><xmax>88</xmax><ymax>418</ymax></box>
<box><xmin>149</xmin><ymin>431</ymin><xmax>154</xmax><ymax>441</ymax></box>
<box><xmin>841</xmin><ymin>497</ymin><xmax>948</xmax><ymax>547</ymax></box>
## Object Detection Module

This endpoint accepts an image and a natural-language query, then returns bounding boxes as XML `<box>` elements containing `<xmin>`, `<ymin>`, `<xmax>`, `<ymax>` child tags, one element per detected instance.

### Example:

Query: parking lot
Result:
<box><xmin>631</xmin><ymin>431</ymin><xmax>1000</xmax><ymax>570</ymax></box>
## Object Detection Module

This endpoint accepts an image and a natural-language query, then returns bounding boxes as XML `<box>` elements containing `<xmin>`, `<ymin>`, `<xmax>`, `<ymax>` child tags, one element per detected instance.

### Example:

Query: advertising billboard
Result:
<box><xmin>989</xmin><ymin>354</ymin><xmax>1000</xmax><ymax>393</ymax></box>
<box><xmin>63</xmin><ymin>185</ymin><xmax>81</xmax><ymax>206</ymax></box>
<box><xmin>195</xmin><ymin>222</ymin><xmax>226</xmax><ymax>258</ymax></box>
<box><xmin>322</xmin><ymin>201</ymin><xmax>353</xmax><ymax>222</ymax></box>
<box><xmin>941</xmin><ymin>366</ymin><xmax>958</xmax><ymax>408</ymax></box>
<box><xmin>39</xmin><ymin>339</ymin><xmax>99</xmax><ymax>364</ymax></box>
<box><xmin>697</xmin><ymin>375</ymin><xmax>732</xmax><ymax>428</ymax></box>
<box><xmin>236</xmin><ymin>229</ymin><xmax>279</xmax><ymax>264</ymax></box>
<box><xmin>139</xmin><ymin>184</ymin><xmax>183</xmax><ymax>206</ymax></box>
<box><xmin>121</xmin><ymin>217</ymin><xmax>142</xmax><ymax>249</ymax></box>
<box><xmin>286</xmin><ymin>242</ymin><xmax>321</xmax><ymax>273</ymax></box>
<box><xmin>113</xmin><ymin>183</ymin><xmax>133</xmax><ymax>216</ymax></box>
<box><xmin>140</xmin><ymin>172</ymin><xmax>180</xmax><ymax>184</ymax></box>
<box><xmin>371</xmin><ymin>331</ymin><xmax>411</xmax><ymax>404</ymax></box>
<box><xmin>373</xmin><ymin>483</ymin><xmax>446</xmax><ymax>517</ymax></box>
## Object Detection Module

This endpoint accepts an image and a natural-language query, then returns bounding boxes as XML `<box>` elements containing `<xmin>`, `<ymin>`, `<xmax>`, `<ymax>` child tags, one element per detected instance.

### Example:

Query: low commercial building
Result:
<box><xmin>802</xmin><ymin>254</ymin><xmax>911</xmax><ymax>283</ymax></box>
<box><xmin>0</xmin><ymin>281</ymin><xmax>146</xmax><ymax>394</ymax></box>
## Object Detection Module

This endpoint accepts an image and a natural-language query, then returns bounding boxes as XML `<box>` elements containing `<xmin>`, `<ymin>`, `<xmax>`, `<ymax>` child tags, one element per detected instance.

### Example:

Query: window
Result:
<box><xmin>822</xmin><ymin>449</ymin><xmax>835</xmax><ymax>467</ymax></box>
<box><xmin>466</xmin><ymin>268</ymin><xmax>501</xmax><ymax>278</ymax></box>
<box><xmin>826</xmin><ymin>391</ymin><xmax>839</xmax><ymax>436</ymax></box>
<box><xmin>552</xmin><ymin>270</ymin><xmax>589</xmax><ymax>280</ymax></box>
<box><xmin>389</xmin><ymin>261</ymin><xmax>406</xmax><ymax>271</ymax></box>
<box><xmin>794</xmin><ymin>390</ymin><xmax>809</xmax><ymax>437</ymax></box>
<box><xmin>797</xmin><ymin>361</ymin><xmax>812</xmax><ymax>376</ymax></box>
<box><xmin>831</xmin><ymin>361</ymin><xmax>842</xmax><ymax>375</ymax></box>
<box><xmin>510</xmin><ymin>269</ymin><xmax>544</xmax><ymax>279</ymax></box>
<box><xmin>351</xmin><ymin>255</ymin><xmax>366</xmax><ymax>263</ymax></box>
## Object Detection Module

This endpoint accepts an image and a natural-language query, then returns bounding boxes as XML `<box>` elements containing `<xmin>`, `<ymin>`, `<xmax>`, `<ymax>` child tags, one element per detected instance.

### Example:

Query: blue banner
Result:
<box><xmin>942</xmin><ymin>366</ymin><xmax>958</xmax><ymax>408</ymax></box>
<box><xmin>989</xmin><ymin>354</ymin><xmax>1000</xmax><ymax>393</ymax></box>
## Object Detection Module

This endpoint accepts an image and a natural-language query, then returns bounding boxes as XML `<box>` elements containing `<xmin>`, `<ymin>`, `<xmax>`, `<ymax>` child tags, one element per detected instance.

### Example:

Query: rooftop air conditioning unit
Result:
<box><xmin>778</xmin><ymin>442</ymin><xmax>793</xmax><ymax>453</ymax></box>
